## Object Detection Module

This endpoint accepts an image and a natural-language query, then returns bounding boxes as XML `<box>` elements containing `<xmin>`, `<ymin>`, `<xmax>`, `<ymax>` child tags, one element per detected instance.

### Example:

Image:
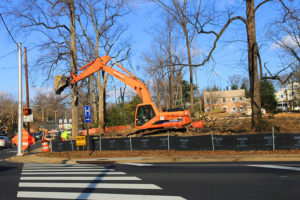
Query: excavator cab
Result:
<box><xmin>135</xmin><ymin>104</ymin><xmax>156</xmax><ymax>127</ymax></box>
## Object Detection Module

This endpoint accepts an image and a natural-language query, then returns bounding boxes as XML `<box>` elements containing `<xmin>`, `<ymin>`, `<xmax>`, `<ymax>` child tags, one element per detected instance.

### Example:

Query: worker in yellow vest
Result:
<box><xmin>61</xmin><ymin>130</ymin><xmax>70</xmax><ymax>141</ymax></box>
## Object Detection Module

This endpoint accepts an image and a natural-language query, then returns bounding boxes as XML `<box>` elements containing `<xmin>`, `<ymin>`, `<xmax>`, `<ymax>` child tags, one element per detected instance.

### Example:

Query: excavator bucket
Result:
<box><xmin>54</xmin><ymin>75</ymin><xmax>69</xmax><ymax>95</ymax></box>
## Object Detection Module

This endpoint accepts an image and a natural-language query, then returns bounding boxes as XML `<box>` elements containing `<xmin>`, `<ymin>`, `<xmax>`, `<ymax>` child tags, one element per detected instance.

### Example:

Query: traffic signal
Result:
<box><xmin>23</xmin><ymin>108</ymin><xmax>32</xmax><ymax>116</ymax></box>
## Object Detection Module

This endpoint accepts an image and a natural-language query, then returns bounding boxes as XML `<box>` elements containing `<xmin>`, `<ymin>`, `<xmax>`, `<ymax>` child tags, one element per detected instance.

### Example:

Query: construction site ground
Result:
<box><xmin>98</xmin><ymin>112</ymin><xmax>300</xmax><ymax>138</ymax></box>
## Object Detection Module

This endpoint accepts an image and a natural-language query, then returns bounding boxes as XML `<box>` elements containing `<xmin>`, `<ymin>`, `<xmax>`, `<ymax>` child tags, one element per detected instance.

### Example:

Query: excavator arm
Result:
<box><xmin>55</xmin><ymin>56</ymin><xmax>153</xmax><ymax>103</ymax></box>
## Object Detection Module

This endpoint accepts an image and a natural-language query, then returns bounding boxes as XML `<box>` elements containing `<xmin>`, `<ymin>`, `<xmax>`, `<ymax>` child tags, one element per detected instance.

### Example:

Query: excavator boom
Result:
<box><xmin>55</xmin><ymin>56</ymin><xmax>152</xmax><ymax>103</ymax></box>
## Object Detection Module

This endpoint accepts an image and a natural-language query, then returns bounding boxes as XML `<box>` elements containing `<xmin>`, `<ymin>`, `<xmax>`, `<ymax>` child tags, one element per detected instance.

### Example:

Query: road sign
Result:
<box><xmin>23</xmin><ymin>114</ymin><xmax>33</xmax><ymax>122</ymax></box>
<box><xmin>85</xmin><ymin>116</ymin><xmax>91</xmax><ymax>123</ymax></box>
<box><xmin>84</xmin><ymin>106</ymin><xmax>91</xmax><ymax>123</ymax></box>
<box><xmin>76</xmin><ymin>136</ymin><xmax>86</xmax><ymax>146</ymax></box>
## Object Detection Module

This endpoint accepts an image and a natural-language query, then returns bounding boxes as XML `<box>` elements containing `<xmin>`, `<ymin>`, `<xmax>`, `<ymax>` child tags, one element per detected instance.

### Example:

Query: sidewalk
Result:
<box><xmin>6</xmin><ymin>148</ymin><xmax>300</xmax><ymax>164</ymax></box>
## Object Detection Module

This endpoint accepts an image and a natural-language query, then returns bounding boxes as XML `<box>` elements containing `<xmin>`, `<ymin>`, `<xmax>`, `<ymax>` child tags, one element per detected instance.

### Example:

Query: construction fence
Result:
<box><xmin>51</xmin><ymin>131</ymin><xmax>300</xmax><ymax>152</ymax></box>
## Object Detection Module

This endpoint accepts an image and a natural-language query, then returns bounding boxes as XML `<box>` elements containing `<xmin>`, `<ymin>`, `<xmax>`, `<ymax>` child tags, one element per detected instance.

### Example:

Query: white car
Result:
<box><xmin>0</xmin><ymin>136</ymin><xmax>12</xmax><ymax>149</ymax></box>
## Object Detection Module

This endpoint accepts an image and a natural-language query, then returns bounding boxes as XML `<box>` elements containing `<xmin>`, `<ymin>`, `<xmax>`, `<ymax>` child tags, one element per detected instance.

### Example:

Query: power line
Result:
<box><xmin>0</xmin><ymin>49</ymin><xmax>17</xmax><ymax>59</ymax></box>
<box><xmin>0</xmin><ymin>14</ymin><xmax>18</xmax><ymax>46</ymax></box>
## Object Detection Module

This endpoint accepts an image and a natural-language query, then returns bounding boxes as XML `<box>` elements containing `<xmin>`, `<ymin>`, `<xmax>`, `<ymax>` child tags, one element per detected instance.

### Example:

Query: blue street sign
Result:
<box><xmin>85</xmin><ymin>116</ymin><xmax>91</xmax><ymax>123</ymax></box>
<box><xmin>84</xmin><ymin>106</ymin><xmax>91</xmax><ymax>123</ymax></box>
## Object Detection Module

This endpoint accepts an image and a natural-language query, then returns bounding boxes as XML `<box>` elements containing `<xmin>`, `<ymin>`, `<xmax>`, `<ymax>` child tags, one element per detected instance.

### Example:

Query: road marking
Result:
<box><xmin>248</xmin><ymin>165</ymin><xmax>300</xmax><ymax>171</ymax></box>
<box><xmin>22</xmin><ymin>171</ymin><xmax>125</xmax><ymax>175</ymax></box>
<box><xmin>23</xmin><ymin>166</ymin><xmax>105</xmax><ymax>169</ymax></box>
<box><xmin>124</xmin><ymin>163</ymin><xmax>154</xmax><ymax>166</ymax></box>
<box><xmin>17</xmin><ymin>191</ymin><xmax>186</xmax><ymax>200</ymax></box>
<box><xmin>21</xmin><ymin>176</ymin><xmax>141</xmax><ymax>181</ymax></box>
<box><xmin>5</xmin><ymin>150</ymin><xmax>17</xmax><ymax>153</ymax></box>
<box><xmin>22</xmin><ymin>168</ymin><xmax>112</xmax><ymax>172</ymax></box>
<box><xmin>24</xmin><ymin>164</ymin><xmax>99</xmax><ymax>167</ymax></box>
<box><xmin>19</xmin><ymin>182</ymin><xmax>161</xmax><ymax>189</ymax></box>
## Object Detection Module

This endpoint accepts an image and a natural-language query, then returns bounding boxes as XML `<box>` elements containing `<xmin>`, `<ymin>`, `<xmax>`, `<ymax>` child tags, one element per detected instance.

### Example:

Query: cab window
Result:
<box><xmin>136</xmin><ymin>105</ymin><xmax>156</xmax><ymax>126</ymax></box>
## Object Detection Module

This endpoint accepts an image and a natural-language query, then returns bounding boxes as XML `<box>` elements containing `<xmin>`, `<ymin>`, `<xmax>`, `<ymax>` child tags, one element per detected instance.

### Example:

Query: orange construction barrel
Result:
<box><xmin>42</xmin><ymin>139</ymin><xmax>50</xmax><ymax>152</ymax></box>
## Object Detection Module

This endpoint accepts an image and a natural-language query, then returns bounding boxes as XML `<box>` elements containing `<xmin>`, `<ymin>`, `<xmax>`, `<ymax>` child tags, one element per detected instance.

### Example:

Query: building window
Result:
<box><xmin>239</xmin><ymin>97</ymin><xmax>243</xmax><ymax>102</ymax></box>
<box><xmin>231</xmin><ymin>97</ymin><xmax>236</xmax><ymax>102</ymax></box>
<box><xmin>214</xmin><ymin>99</ymin><xmax>218</xmax><ymax>104</ymax></box>
<box><xmin>239</xmin><ymin>106</ymin><xmax>245</xmax><ymax>113</ymax></box>
<box><xmin>223</xmin><ymin>98</ymin><xmax>226</xmax><ymax>103</ymax></box>
<box><xmin>206</xmin><ymin>99</ymin><xmax>210</xmax><ymax>104</ymax></box>
<box><xmin>232</xmin><ymin>107</ymin><xmax>237</xmax><ymax>114</ymax></box>
<box><xmin>281</xmin><ymin>94</ymin><xmax>284</xmax><ymax>98</ymax></box>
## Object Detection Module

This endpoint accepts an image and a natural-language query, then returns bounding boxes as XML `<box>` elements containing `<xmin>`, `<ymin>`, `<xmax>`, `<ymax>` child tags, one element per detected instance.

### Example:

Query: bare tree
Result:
<box><xmin>264</xmin><ymin>0</ymin><xmax>299</xmax><ymax>84</ymax></box>
<box><xmin>2</xmin><ymin>0</ymin><xmax>81</xmax><ymax>136</ymax></box>
<box><xmin>150</xmin><ymin>0</ymin><xmax>200</xmax><ymax>115</ymax></box>
<box><xmin>76</xmin><ymin>0</ymin><xmax>131</xmax><ymax>133</ymax></box>
<box><xmin>165</xmin><ymin>0</ymin><xmax>290</xmax><ymax>131</ymax></box>
<box><xmin>143</xmin><ymin>15</ymin><xmax>185</xmax><ymax>110</ymax></box>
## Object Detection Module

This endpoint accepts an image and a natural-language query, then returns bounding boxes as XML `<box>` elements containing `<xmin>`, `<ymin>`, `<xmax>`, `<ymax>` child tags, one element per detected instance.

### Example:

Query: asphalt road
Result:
<box><xmin>0</xmin><ymin>140</ymin><xmax>42</xmax><ymax>199</ymax></box>
<box><xmin>1</xmin><ymin>158</ymin><xmax>300</xmax><ymax>200</ymax></box>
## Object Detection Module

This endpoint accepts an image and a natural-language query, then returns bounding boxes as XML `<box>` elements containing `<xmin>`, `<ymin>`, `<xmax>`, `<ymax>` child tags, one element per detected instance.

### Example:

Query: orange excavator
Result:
<box><xmin>54</xmin><ymin>55</ymin><xmax>191</xmax><ymax>131</ymax></box>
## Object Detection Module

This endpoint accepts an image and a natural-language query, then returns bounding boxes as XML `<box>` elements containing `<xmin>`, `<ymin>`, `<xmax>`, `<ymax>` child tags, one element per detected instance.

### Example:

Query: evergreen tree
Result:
<box><xmin>231</xmin><ymin>84</ymin><xmax>238</xmax><ymax>90</ymax></box>
<box><xmin>260</xmin><ymin>80</ymin><xmax>277</xmax><ymax>112</ymax></box>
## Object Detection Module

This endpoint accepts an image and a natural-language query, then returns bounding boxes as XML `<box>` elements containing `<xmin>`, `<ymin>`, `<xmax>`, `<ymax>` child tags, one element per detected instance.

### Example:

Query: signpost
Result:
<box><xmin>76</xmin><ymin>136</ymin><xmax>86</xmax><ymax>146</ymax></box>
<box><xmin>23</xmin><ymin>114</ymin><xmax>33</xmax><ymax>123</ymax></box>
<box><xmin>84</xmin><ymin>106</ymin><xmax>91</xmax><ymax>154</ymax></box>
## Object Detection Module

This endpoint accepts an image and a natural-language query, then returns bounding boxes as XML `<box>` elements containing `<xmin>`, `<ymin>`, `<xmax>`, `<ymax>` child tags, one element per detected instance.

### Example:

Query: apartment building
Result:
<box><xmin>203</xmin><ymin>89</ymin><xmax>251</xmax><ymax>114</ymax></box>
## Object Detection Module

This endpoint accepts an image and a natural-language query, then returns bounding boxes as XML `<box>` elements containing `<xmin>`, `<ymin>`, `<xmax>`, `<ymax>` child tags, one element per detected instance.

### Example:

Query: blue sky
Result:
<box><xmin>0</xmin><ymin>0</ymin><xmax>295</xmax><ymax>101</ymax></box>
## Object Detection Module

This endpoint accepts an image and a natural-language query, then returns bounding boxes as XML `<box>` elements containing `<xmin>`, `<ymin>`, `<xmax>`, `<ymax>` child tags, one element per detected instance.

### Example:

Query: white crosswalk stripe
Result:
<box><xmin>17</xmin><ymin>163</ymin><xmax>186</xmax><ymax>200</ymax></box>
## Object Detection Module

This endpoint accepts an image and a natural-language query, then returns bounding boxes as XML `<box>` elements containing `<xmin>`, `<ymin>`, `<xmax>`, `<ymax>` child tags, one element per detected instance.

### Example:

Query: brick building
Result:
<box><xmin>203</xmin><ymin>89</ymin><xmax>251</xmax><ymax>114</ymax></box>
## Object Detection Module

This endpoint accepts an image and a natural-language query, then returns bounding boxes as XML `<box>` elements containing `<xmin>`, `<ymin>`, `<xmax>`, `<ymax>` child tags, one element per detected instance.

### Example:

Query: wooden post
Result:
<box><xmin>24</xmin><ymin>47</ymin><xmax>30</xmax><ymax>134</ymax></box>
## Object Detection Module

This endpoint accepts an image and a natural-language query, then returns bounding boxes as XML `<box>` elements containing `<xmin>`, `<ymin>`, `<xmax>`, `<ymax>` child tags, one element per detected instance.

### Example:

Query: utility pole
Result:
<box><xmin>17</xmin><ymin>43</ymin><xmax>23</xmax><ymax>156</ymax></box>
<box><xmin>24</xmin><ymin>47</ymin><xmax>30</xmax><ymax>133</ymax></box>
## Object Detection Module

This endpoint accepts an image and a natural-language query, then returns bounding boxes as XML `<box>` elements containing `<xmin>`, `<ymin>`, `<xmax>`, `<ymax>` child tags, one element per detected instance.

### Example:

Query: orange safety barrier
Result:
<box><xmin>12</xmin><ymin>129</ymin><xmax>36</xmax><ymax>151</ymax></box>
<box><xmin>81</xmin><ymin>125</ymin><xmax>131</xmax><ymax>135</ymax></box>
<box><xmin>42</xmin><ymin>139</ymin><xmax>50</xmax><ymax>152</ymax></box>
<box><xmin>191</xmin><ymin>120</ymin><xmax>204</xmax><ymax>129</ymax></box>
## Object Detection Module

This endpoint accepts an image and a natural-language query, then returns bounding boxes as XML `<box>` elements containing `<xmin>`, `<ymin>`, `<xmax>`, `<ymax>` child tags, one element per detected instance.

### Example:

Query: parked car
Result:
<box><xmin>0</xmin><ymin>136</ymin><xmax>12</xmax><ymax>149</ymax></box>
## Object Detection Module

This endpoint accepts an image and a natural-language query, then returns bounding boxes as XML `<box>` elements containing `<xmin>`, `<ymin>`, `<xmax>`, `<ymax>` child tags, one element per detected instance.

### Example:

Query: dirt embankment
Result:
<box><xmin>196</xmin><ymin>112</ymin><xmax>300</xmax><ymax>134</ymax></box>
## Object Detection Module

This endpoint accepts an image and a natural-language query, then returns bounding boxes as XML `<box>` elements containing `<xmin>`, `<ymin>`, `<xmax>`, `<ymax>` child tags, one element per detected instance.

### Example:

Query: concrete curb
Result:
<box><xmin>6</xmin><ymin>153</ymin><xmax>300</xmax><ymax>164</ymax></box>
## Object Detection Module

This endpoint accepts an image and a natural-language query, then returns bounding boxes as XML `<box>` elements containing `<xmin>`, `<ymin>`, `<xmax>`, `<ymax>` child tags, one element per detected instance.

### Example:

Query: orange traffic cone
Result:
<box><xmin>42</xmin><ymin>139</ymin><xmax>50</xmax><ymax>152</ymax></box>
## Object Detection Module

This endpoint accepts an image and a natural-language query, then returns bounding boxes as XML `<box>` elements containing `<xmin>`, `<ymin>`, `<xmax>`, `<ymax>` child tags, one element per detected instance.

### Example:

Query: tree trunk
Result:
<box><xmin>168</xmin><ymin>20</ymin><xmax>174</xmax><ymax>109</ymax></box>
<box><xmin>183</xmin><ymin>26</ymin><xmax>194</xmax><ymax>115</ymax></box>
<box><xmin>97</xmin><ymin>71</ymin><xmax>105</xmax><ymax>133</ymax></box>
<box><xmin>69</xmin><ymin>0</ymin><xmax>78</xmax><ymax>139</ymax></box>
<box><xmin>246</xmin><ymin>0</ymin><xmax>262</xmax><ymax>131</ymax></box>
<box><xmin>195</xmin><ymin>69</ymin><xmax>202</xmax><ymax>113</ymax></box>
<box><xmin>90</xmin><ymin>74</ymin><xmax>98</xmax><ymax>126</ymax></box>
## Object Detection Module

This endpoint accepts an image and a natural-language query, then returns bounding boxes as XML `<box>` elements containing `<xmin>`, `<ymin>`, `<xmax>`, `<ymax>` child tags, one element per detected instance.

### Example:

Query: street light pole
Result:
<box><xmin>17</xmin><ymin>43</ymin><xmax>23</xmax><ymax>156</ymax></box>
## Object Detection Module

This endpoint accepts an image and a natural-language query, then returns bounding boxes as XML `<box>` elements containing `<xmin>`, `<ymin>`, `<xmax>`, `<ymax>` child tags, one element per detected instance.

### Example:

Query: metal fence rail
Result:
<box><xmin>51</xmin><ymin>131</ymin><xmax>300</xmax><ymax>152</ymax></box>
